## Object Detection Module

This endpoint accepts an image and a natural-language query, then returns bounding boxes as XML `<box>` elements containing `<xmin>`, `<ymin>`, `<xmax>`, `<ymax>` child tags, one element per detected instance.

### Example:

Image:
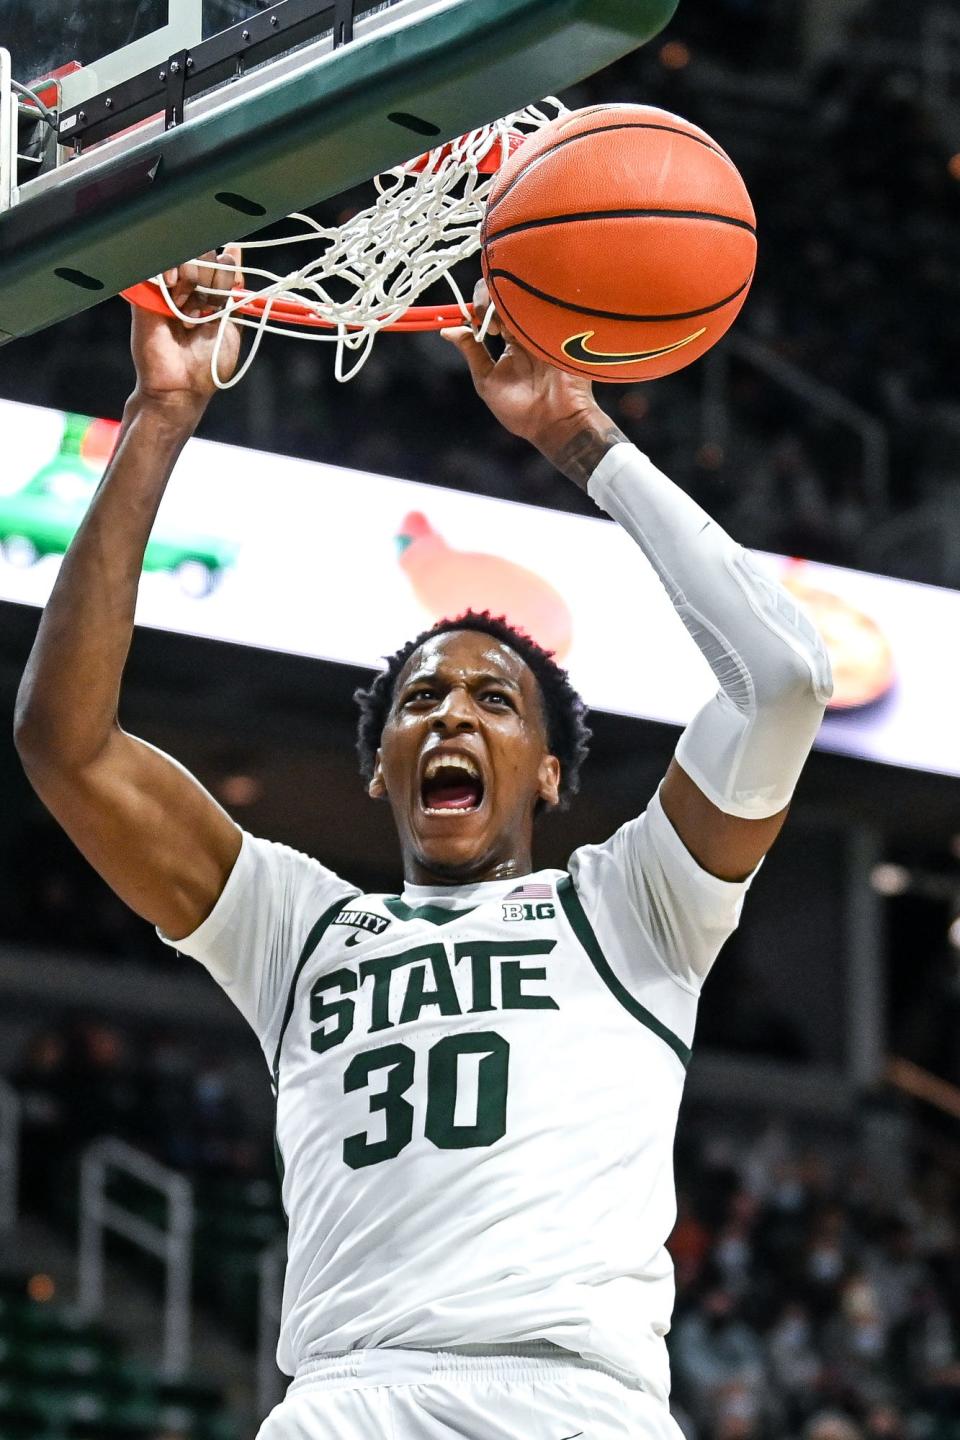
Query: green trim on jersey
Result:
<box><xmin>384</xmin><ymin>897</ymin><xmax>479</xmax><ymax>926</ymax></box>
<box><xmin>272</xmin><ymin>889</ymin><xmax>359</xmax><ymax>1214</ymax></box>
<box><xmin>271</xmin><ymin>891</ymin><xmax>359</xmax><ymax>1092</ymax></box>
<box><xmin>556</xmin><ymin>875</ymin><xmax>691</xmax><ymax>1069</ymax></box>
<box><xmin>273</xmin><ymin>1130</ymin><xmax>288</xmax><ymax>1221</ymax></box>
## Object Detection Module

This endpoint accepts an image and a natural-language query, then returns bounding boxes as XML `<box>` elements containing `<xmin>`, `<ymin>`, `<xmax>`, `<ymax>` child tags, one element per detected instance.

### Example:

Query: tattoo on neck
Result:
<box><xmin>553</xmin><ymin>422</ymin><xmax>629</xmax><ymax>490</ymax></box>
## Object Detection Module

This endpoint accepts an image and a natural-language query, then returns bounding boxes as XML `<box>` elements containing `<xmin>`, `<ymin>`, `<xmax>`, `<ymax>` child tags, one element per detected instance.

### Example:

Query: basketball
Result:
<box><xmin>480</xmin><ymin>104</ymin><xmax>757</xmax><ymax>382</ymax></box>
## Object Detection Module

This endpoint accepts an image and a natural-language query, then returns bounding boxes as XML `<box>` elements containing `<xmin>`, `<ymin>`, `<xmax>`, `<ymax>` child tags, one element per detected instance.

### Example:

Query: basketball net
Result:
<box><xmin>126</xmin><ymin>98</ymin><xmax>566</xmax><ymax>386</ymax></box>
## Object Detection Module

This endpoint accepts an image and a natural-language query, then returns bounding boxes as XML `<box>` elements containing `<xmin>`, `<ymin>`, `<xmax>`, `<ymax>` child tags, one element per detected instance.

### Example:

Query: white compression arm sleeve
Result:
<box><xmin>588</xmin><ymin>442</ymin><xmax>833</xmax><ymax>820</ymax></box>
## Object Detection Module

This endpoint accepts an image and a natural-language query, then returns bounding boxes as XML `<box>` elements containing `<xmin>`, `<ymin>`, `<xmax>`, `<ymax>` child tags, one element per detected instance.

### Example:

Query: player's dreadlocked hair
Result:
<box><xmin>355</xmin><ymin>612</ymin><xmax>592</xmax><ymax>811</ymax></box>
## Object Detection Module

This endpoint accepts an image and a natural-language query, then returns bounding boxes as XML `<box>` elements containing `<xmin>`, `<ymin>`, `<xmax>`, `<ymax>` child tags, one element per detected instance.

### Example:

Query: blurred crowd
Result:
<box><xmin>13</xmin><ymin>1018</ymin><xmax>265</xmax><ymax>1205</ymax></box>
<box><xmin>669</xmin><ymin>1124</ymin><xmax>960</xmax><ymax>1440</ymax></box>
<box><xmin>1</xmin><ymin>815</ymin><xmax>171</xmax><ymax>963</ymax></box>
<box><xmin>9</xmin><ymin>1016</ymin><xmax>960</xmax><ymax>1438</ymax></box>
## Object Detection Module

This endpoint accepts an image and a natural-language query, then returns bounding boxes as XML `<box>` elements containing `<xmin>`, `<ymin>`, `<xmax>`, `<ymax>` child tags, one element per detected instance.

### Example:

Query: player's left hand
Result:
<box><xmin>131</xmin><ymin>244</ymin><xmax>244</xmax><ymax>408</ymax></box>
<box><xmin>442</xmin><ymin>280</ymin><xmax>599</xmax><ymax>451</ymax></box>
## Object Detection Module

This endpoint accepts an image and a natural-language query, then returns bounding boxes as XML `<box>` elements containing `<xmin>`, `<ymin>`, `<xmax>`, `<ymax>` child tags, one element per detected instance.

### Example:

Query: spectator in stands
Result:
<box><xmin>671</xmin><ymin>1285</ymin><xmax>771</xmax><ymax>1434</ymax></box>
<box><xmin>12</xmin><ymin>1024</ymin><xmax>72</xmax><ymax>1209</ymax></box>
<box><xmin>863</xmin><ymin>1403</ymin><xmax>906</xmax><ymax>1439</ymax></box>
<box><xmin>803</xmin><ymin>1413</ymin><xmax>862</xmax><ymax>1440</ymax></box>
<box><xmin>67</xmin><ymin>1017</ymin><xmax>140</xmax><ymax>1144</ymax></box>
<box><xmin>766</xmin><ymin>1301</ymin><xmax>822</xmax><ymax>1413</ymax></box>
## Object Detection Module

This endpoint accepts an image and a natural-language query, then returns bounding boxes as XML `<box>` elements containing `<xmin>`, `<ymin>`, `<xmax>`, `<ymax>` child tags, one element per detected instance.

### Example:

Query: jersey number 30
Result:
<box><xmin>342</xmin><ymin>1032</ymin><xmax>509</xmax><ymax>1169</ymax></box>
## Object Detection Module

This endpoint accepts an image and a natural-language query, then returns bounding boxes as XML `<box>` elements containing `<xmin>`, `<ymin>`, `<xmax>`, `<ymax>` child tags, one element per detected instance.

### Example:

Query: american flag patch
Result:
<box><xmin>506</xmin><ymin>883</ymin><xmax>553</xmax><ymax>900</ymax></box>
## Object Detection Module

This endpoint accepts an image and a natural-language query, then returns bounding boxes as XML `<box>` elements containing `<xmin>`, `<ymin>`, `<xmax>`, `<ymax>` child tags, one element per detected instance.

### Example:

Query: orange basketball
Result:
<box><xmin>480</xmin><ymin>104</ymin><xmax>757</xmax><ymax>382</ymax></box>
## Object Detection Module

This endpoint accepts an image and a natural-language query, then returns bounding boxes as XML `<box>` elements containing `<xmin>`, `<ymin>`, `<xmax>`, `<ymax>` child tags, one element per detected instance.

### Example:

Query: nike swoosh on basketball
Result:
<box><xmin>561</xmin><ymin>328</ymin><xmax>706</xmax><ymax>366</ymax></box>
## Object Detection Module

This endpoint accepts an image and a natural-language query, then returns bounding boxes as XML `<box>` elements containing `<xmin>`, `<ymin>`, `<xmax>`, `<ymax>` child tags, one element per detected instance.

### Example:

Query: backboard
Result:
<box><xmin>1</xmin><ymin>2</ymin><xmax>402</xmax><ymax>95</ymax></box>
<box><xmin>0</xmin><ymin>0</ymin><xmax>679</xmax><ymax>345</ymax></box>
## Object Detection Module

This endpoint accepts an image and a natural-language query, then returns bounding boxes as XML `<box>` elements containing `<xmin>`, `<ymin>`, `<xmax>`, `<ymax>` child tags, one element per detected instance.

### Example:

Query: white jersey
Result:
<box><xmin>162</xmin><ymin>786</ymin><xmax>756</xmax><ymax>1405</ymax></box>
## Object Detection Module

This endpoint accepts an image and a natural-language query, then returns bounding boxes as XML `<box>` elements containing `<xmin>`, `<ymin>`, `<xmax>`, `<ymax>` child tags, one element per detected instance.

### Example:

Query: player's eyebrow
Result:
<box><xmin>399</xmin><ymin>668</ymin><xmax>441</xmax><ymax>689</ymax></box>
<box><xmin>399</xmin><ymin>668</ymin><xmax>523</xmax><ymax>696</ymax></box>
<box><xmin>471</xmin><ymin>672</ymin><xmax>521</xmax><ymax>692</ymax></box>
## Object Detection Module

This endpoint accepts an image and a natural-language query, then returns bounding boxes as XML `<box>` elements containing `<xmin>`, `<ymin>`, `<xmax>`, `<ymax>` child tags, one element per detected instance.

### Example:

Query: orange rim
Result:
<box><xmin>121</xmin><ymin>281</ymin><xmax>475</xmax><ymax>332</ymax></box>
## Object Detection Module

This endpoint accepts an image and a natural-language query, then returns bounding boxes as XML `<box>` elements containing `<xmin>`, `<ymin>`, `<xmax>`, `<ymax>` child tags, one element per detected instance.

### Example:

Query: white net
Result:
<box><xmin>155</xmin><ymin>97</ymin><xmax>567</xmax><ymax>386</ymax></box>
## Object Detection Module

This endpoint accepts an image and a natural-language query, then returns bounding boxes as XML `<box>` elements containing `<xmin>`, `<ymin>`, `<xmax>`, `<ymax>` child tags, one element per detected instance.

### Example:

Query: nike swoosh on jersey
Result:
<box><xmin>561</xmin><ymin>328</ymin><xmax>706</xmax><ymax>366</ymax></box>
<box><xmin>344</xmin><ymin>931</ymin><xmax>366</xmax><ymax>947</ymax></box>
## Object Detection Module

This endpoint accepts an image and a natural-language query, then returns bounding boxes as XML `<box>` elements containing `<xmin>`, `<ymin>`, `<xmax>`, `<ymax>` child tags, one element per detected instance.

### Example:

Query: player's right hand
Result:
<box><xmin>130</xmin><ymin>244</ymin><xmax>244</xmax><ymax>407</ymax></box>
<box><xmin>442</xmin><ymin>279</ymin><xmax>599</xmax><ymax>453</ymax></box>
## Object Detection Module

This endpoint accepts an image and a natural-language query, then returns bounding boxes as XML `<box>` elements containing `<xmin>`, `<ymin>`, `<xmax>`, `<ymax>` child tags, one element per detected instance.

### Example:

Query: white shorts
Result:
<box><xmin>257</xmin><ymin>1342</ymin><xmax>686</xmax><ymax>1439</ymax></box>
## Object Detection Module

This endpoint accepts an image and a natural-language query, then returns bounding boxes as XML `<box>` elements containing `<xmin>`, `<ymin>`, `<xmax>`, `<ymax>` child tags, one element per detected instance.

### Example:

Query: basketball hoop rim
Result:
<box><xmin>120</xmin><ymin>280</ymin><xmax>475</xmax><ymax>332</ymax></box>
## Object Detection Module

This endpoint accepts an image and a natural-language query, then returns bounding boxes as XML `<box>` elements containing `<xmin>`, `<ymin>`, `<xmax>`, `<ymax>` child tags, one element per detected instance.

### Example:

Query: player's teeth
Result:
<box><xmin>424</xmin><ymin>754</ymin><xmax>479</xmax><ymax>780</ymax></box>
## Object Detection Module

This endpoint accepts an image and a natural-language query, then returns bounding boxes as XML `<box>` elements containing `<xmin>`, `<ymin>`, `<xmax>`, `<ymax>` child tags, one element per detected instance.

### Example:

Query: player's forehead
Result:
<box><xmin>397</xmin><ymin>630</ymin><xmax>533</xmax><ymax>694</ymax></box>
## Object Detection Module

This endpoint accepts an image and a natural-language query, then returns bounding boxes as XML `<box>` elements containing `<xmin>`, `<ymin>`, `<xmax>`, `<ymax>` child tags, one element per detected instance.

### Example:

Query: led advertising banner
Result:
<box><xmin>0</xmin><ymin>398</ymin><xmax>957</xmax><ymax>778</ymax></box>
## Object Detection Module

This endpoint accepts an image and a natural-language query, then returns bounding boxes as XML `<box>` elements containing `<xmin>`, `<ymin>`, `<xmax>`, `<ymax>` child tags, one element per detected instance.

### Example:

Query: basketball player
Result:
<box><xmin>14</xmin><ymin>249</ymin><xmax>832</xmax><ymax>1439</ymax></box>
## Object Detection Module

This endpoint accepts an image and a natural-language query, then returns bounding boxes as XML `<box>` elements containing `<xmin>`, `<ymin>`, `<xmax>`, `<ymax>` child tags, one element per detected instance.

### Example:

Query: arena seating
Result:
<box><xmin>0</xmin><ymin>1276</ymin><xmax>237</xmax><ymax>1440</ymax></box>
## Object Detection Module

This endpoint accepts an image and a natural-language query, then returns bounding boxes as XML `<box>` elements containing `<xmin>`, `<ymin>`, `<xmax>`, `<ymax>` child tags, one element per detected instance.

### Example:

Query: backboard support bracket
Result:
<box><xmin>333</xmin><ymin>0</ymin><xmax>356</xmax><ymax>49</ymax></box>
<box><xmin>165</xmin><ymin>51</ymin><xmax>190</xmax><ymax>130</ymax></box>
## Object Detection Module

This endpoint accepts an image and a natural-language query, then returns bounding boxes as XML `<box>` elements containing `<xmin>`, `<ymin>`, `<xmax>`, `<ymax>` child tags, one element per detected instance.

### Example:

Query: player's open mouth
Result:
<box><xmin>419</xmin><ymin>753</ymin><xmax>485</xmax><ymax>815</ymax></box>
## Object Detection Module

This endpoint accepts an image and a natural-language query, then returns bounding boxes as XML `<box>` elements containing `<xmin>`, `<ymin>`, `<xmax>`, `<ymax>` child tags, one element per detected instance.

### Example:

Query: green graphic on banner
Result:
<box><xmin>0</xmin><ymin>412</ymin><xmax>237</xmax><ymax>597</ymax></box>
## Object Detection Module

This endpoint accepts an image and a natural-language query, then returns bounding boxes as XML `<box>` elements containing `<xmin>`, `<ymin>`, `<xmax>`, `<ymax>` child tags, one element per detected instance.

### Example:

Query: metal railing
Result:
<box><xmin>0</xmin><ymin>1076</ymin><xmax>20</xmax><ymax>1233</ymax></box>
<box><xmin>257</xmin><ymin>1234</ymin><xmax>288</xmax><ymax>1416</ymax></box>
<box><xmin>702</xmin><ymin>333</ymin><xmax>890</xmax><ymax>513</ymax></box>
<box><xmin>77</xmin><ymin>1137</ymin><xmax>194</xmax><ymax>1378</ymax></box>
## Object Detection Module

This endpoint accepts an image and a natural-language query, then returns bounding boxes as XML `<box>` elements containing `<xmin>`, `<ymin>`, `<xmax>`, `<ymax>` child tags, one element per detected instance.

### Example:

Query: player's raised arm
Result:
<box><xmin>14</xmin><ymin>249</ymin><xmax>247</xmax><ymax>940</ymax></box>
<box><xmin>443</xmin><ymin>286</ymin><xmax>833</xmax><ymax>882</ymax></box>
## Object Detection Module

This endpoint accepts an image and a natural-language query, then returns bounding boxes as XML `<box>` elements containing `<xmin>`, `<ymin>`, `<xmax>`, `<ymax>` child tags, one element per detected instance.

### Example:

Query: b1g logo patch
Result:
<box><xmin>502</xmin><ymin>901</ymin><xmax>556</xmax><ymax>922</ymax></box>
